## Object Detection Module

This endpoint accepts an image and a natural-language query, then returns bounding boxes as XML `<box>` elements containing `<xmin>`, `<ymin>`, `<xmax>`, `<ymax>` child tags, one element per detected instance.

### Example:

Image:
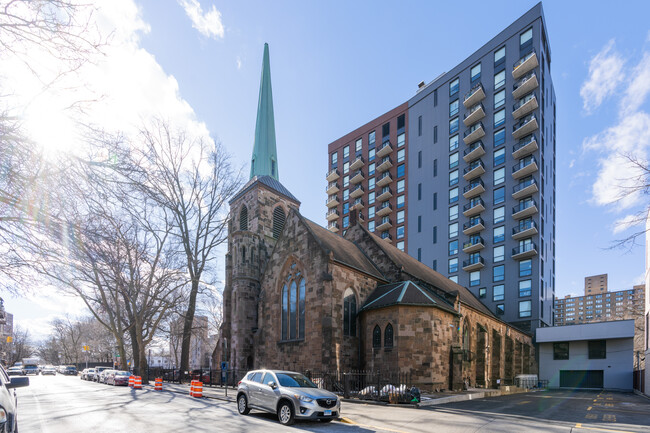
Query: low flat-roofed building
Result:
<box><xmin>536</xmin><ymin>320</ymin><xmax>634</xmax><ymax>391</ymax></box>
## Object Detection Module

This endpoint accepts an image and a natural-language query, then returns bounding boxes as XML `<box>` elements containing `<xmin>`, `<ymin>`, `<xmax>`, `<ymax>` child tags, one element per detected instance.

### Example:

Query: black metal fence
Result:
<box><xmin>145</xmin><ymin>367</ymin><xmax>248</xmax><ymax>388</ymax></box>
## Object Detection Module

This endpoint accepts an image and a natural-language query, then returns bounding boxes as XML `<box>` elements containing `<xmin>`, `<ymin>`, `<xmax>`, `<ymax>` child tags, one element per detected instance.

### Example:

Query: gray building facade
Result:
<box><xmin>407</xmin><ymin>3</ymin><xmax>556</xmax><ymax>333</ymax></box>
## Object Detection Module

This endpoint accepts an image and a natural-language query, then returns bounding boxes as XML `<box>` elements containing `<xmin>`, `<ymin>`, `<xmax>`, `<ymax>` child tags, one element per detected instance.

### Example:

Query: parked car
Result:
<box><xmin>98</xmin><ymin>369</ymin><xmax>115</xmax><ymax>384</ymax></box>
<box><xmin>237</xmin><ymin>370</ymin><xmax>340</xmax><ymax>426</ymax></box>
<box><xmin>63</xmin><ymin>366</ymin><xmax>77</xmax><ymax>376</ymax></box>
<box><xmin>23</xmin><ymin>364</ymin><xmax>39</xmax><ymax>375</ymax></box>
<box><xmin>41</xmin><ymin>366</ymin><xmax>56</xmax><ymax>376</ymax></box>
<box><xmin>107</xmin><ymin>370</ymin><xmax>130</xmax><ymax>386</ymax></box>
<box><xmin>6</xmin><ymin>367</ymin><xmax>23</xmax><ymax>376</ymax></box>
<box><xmin>85</xmin><ymin>368</ymin><xmax>97</xmax><ymax>381</ymax></box>
<box><xmin>93</xmin><ymin>366</ymin><xmax>111</xmax><ymax>382</ymax></box>
<box><xmin>0</xmin><ymin>365</ymin><xmax>29</xmax><ymax>432</ymax></box>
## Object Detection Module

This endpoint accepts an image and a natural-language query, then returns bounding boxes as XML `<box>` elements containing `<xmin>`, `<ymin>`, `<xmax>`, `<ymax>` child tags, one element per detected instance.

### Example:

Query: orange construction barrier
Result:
<box><xmin>189</xmin><ymin>380</ymin><xmax>197</xmax><ymax>396</ymax></box>
<box><xmin>154</xmin><ymin>377</ymin><xmax>163</xmax><ymax>391</ymax></box>
<box><xmin>128</xmin><ymin>376</ymin><xmax>134</xmax><ymax>387</ymax></box>
<box><xmin>192</xmin><ymin>381</ymin><xmax>203</xmax><ymax>398</ymax></box>
<box><xmin>133</xmin><ymin>376</ymin><xmax>142</xmax><ymax>389</ymax></box>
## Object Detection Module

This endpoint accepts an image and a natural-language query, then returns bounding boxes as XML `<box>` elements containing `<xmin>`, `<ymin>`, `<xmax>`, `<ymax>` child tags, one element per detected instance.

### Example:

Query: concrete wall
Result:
<box><xmin>538</xmin><ymin>338</ymin><xmax>633</xmax><ymax>391</ymax></box>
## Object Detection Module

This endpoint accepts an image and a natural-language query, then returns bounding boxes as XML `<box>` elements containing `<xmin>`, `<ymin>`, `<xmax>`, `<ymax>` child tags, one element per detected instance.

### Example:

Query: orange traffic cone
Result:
<box><xmin>129</xmin><ymin>376</ymin><xmax>134</xmax><ymax>387</ymax></box>
<box><xmin>134</xmin><ymin>376</ymin><xmax>142</xmax><ymax>389</ymax></box>
<box><xmin>154</xmin><ymin>377</ymin><xmax>163</xmax><ymax>391</ymax></box>
<box><xmin>192</xmin><ymin>381</ymin><xmax>203</xmax><ymax>398</ymax></box>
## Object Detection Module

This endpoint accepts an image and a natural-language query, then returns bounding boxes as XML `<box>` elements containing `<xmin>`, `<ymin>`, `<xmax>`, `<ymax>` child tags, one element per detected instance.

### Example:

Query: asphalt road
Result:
<box><xmin>15</xmin><ymin>375</ymin><xmax>650</xmax><ymax>433</ymax></box>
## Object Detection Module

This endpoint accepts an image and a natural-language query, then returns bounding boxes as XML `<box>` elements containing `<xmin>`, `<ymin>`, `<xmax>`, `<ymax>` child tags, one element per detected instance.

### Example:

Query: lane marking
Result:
<box><xmin>587</xmin><ymin>406</ymin><xmax>592</xmax><ymax>411</ymax></box>
<box><xmin>574</xmin><ymin>424</ymin><xmax>636</xmax><ymax>433</ymax></box>
<box><xmin>337</xmin><ymin>417</ymin><xmax>416</xmax><ymax>433</ymax></box>
<box><xmin>602</xmin><ymin>414</ymin><xmax>616</xmax><ymax>422</ymax></box>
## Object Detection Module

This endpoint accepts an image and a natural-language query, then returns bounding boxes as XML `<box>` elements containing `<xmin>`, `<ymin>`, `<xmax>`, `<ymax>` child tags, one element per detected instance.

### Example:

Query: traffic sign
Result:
<box><xmin>6</xmin><ymin>336</ymin><xmax>12</xmax><ymax>343</ymax></box>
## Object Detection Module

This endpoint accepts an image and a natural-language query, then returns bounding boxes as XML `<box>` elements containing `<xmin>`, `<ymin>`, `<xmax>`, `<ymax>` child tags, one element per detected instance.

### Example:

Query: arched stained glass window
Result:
<box><xmin>281</xmin><ymin>261</ymin><xmax>305</xmax><ymax>340</ymax></box>
<box><xmin>372</xmin><ymin>325</ymin><xmax>381</xmax><ymax>348</ymax></box>
<box><xmin>239</xmin><ymin>206</ymin><xmax>248</xmax><ymax>231</ymax></box>
<box><xmin>384</xmin><ymin>323</ymin><xmax>393</xmax><ymax>348</ymax></box>
<box><xmin>343</xmin><ymin>289</ymin><xmax>357</xmax><ymax>337</ymax></box>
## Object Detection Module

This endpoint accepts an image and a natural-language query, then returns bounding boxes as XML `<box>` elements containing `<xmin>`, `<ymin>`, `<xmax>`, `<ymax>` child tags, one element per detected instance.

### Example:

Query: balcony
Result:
<box><xmin>512</xmin><ymin>178</ymin><xmax>538</xmax><ymax>200</ymax></box>
<box><xmin>462</xmin><ymin>236</ymin><xmax>485</xmax><ymax>253</ymax></box>
<box><xmin>512</xmin><ymin>93</ymin><xmax>539</xmax><ymax>119</ymax></box>
<box><xmin>328</xmin><ymin>221</ymin><xmax>339</xmax><ymax>233</ymax></box>
<box><xmin>351</xmin><ymin>198</ymin><xmax>365</xmax><ymax>210</ymax></box>
<box><xmin>463</xmin><ymin>217</ymin><xmax>485</xmax><ymax>235</ymax></box>
<box><xmin>350</xmin><ymin>156</ymin><xmax>365</xmax><ymax>171</ymax></box>
<box><xmin>512</xmin><ymin>156</ymin><xmax>538</xmax><ymax>179</ymax></box>
<box><xmin>463</xmin><ymin>179</ymin><xmax>485</xmax><ymax>199</ymax></box>
<box><xmin>463</xmin><ymin>122</ymin><xmax>485</xmax><ymax>145</ymax></box>
<box><xmin>513</xmin><ymin>50</ymin><xmax>539</xmax><ymax>79</ymax></box>
<box><xmin>326</xmin><ymin>182</ymin><xmax>339</xmax><ymax>195</ymax></box>
<box><xmin>462</xmin><ymin>255</ymin><xmax>485</xmax><ymax>272</ymax></box>
<box><xmin>512</xmin><ymin>134</ymin><xmax>538</xmax><ymax>159</ymax></box>
<box><xmin>463</xmin><ymin>159</ymin><xmax>486</xmax><ymax>180</ymax></box>
<box><xmin>326</xmin><ymin>168</ymin><xmax>340</xmax><ymax>182</ymax></box>
<box><xmin>463</xmin><ymin>103</ymin><xmax>486</xmax><ymax>126</ymax></box>
<box><xmin>377</xmin><ymin>187</ymin><xmax>393</xmax><ymax>202</ymax></box>
<box><xmin>512</xmin><ymin>220</ymin><xmax>538</xmax><ymax>240</ymax></box>
<box><xmin>325</xmin><ymin>209</ymin><xmax>339</xmax><ymax>221</ymax></box>
<box><xmin>463</xmin><ymin>198</ymin><xmax>485</xmax><ymax>217</ymax></box>
<box><xmin>377</xmin><ymin>217</ymin><xmax>392</xmax><ymax>232</ymax></box>
<box><xmin>376</xmin><ymin>141</ymin><xmax>393</xmax><ymax>158</ymax></box>
<box><xmin>381</xmin><ymin>233</ymin><xmax>393</xmax><ymax>243</ymax></box>
<box><xmin>350</xmin><ymin>170</ymin><xmax>364</xmax><ymax>184</ymax></box>
<box><xmin>463</xmin><ymin>141</ymin><xmax>486</xmax><ymax>163</ymax></box>
<box><xmin>512</xmin><ymin>243</ymin><xmax>538</xmax><ymax>260</ymax></box>
<box><xmin>376</xmin><ymin>172</ymin><xmax>393</xmax><ymax>187</ymax></box>
<box><xmin>376</xmin><ymin>156</ymin><xmax>393</xmax><ymax>173</ymax></box>
<box><xmin>512</xmin><ymin>200</ymin><xmax>538</xmax><ymax>219</ymax></box>
<box><xmin>350</xmin><ymin>185</ymin><xmax>364</xmax><ymax>199</ymax></box>
<box><xmin>463</xmin><ymin>83</ymin><xmax>485</xmax><ymax>108</ymax></box>
<box><xmin>512</xmin><ymin>72</ymin><xmax>538</xmax><ymax>99</ymax></box>
<box><xmin>376</xmin><ymin>202</ymin><xmax>392</xmax><ymax>217</ymax></box>
<box><xmin>512</xmin><ymin>114</ymin><xmax>538</xmax><ymax>140</ymax></box>
<box><xmin>326</xmin><ymin>195</ymin><xmax>339</xmax><ymax>208</ymax></box>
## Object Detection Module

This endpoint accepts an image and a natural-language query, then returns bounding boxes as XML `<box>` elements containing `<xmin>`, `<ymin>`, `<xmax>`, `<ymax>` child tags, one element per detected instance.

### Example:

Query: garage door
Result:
<box><xmin>559</xmin><ymin>370</ymin><xmax>604</xmax><ymax>389</ymax></box>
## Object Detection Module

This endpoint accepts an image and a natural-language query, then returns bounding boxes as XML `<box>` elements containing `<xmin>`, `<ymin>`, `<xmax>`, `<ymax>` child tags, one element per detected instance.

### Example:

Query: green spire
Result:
<box><xmin>250</xmin><ymin>43</ymin><xmax>279</xmax><ymax>181</ymax></box>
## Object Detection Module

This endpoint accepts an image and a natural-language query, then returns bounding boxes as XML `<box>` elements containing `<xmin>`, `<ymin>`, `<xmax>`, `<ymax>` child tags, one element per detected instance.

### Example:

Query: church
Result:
<box><xmin>214</xmin><ymin>44</ymin><xmax>536</xmax><ymax>391</ymax></box>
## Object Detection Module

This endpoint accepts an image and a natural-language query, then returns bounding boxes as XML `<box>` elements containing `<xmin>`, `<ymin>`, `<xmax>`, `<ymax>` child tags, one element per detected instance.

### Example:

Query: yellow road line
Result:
<box><xmin>574</xmin><ymin>423</ymin><xmax>637</xmax><ymax>433</ymax></box>
<box><xmin>587</xmin><ymin>406</ymin><xmax>592</xmax><ymax>411</ymax></box>
<box><xmin>338</xmin><ymin>418</ymin><xmax>413</xmax><ymax>433</ymax></box>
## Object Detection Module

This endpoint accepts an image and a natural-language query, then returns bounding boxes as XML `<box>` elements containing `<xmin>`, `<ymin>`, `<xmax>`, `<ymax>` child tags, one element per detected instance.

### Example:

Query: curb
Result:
<box><xmin>143</xmin><ymin>384</ymin><xmax>236</xmax><ymax>402</ymax></box>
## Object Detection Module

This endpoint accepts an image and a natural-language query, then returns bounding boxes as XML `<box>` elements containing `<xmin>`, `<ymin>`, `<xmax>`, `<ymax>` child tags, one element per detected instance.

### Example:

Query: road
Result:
<box><xmin>16</xmin><ymin>375</ymin><xmax>650</xmax><ymax>432</ymax></box>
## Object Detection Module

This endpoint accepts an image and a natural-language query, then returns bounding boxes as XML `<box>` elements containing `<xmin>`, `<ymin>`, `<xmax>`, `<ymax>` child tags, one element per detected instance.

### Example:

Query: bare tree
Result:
<box><xmin>51</xmin><ymin>315</ymin><xmax>84</xmax><ymax>365</ymax></box>
<box><xmin>6</xmin><ymin>325</ymin><xmax>33</xmax><ymax>365</ymax></box>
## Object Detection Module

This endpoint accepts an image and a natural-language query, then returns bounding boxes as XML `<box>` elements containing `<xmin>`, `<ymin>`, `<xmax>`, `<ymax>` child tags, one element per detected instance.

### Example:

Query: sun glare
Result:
<box><xmin>24</xmin><ymin>95</ymin><xmax>79</xmax><ymax>159</ymax></box>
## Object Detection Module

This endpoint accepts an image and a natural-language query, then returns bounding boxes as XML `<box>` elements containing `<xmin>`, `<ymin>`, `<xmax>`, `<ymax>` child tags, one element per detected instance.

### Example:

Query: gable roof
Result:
<box><xmin>358</xmin><ymin>225</ymin><xmax>494</xmax><ymax>317</ymax></box>
<box><xmin>361</xmin><ymin>281</ymin><xmax>457</xmax><ymax>314</ymax></box>
<box><xmin>296</xmin><ymin>214</ymin><xmax>386</xmax><ymax>282</ymax></box>
<box><xmin>230</xmin><ymin>175</ymin><xmax>299</xmax><ymax>204</ymax></box>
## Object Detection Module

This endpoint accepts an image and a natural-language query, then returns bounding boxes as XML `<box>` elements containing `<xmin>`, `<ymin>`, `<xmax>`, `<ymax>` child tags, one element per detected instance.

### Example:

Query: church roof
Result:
<box><xmin>298</xmin><ymin>216</ymin><xmax>386</xmax><ymax>282</ymax></box>
<box><xmin>361</xmin><ymin>281</ymin><xmax>457</xmax><ymax>313</ymax></box>
<box><xmin>229</xmin><ymin>175</ymin><xmax>299</xmax><ymax>205</ymax></box>
<box><xmin>361</xmin><ymin>227</ymin><xmax>494</xmax><ymax>317</ymax></box>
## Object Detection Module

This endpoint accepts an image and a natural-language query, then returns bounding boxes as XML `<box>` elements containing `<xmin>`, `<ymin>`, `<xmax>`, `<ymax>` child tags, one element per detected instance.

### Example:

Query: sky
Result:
<box><xmin>2</xmin><ymin>0</ymin><xmax>650</xmax><ymax>340</ymax></box>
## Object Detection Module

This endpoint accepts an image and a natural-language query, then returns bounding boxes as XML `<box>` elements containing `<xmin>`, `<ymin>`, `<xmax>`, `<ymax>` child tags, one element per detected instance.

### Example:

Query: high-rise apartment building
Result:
<box><xmin>585</xmin><ymin>273</ymin><xmax>608</xmax><ymax>295</ymax></box>
<box><xmin>326</xmin><ymin>3</ymin><xmax>555</xmax><ymax>334</ymax></box>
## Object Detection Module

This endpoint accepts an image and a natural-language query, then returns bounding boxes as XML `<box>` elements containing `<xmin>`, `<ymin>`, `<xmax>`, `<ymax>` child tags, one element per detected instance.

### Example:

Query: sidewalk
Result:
<box><xmin>142</xmin><ymin>382</ymin><xmax>236</xmax><ymax>402</ymax></box>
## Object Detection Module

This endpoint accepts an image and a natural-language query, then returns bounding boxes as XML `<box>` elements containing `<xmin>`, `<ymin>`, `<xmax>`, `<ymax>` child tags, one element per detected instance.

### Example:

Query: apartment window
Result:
<box><xmin>397</xmin><ymin>148</ymin><xmax>405</xmax><ymax>163</ymax></box>
<box><xmin>433</xmin><ymin>226</ymin><xmax>438</xmax><ymax>244</ymax></box>
<box><xmin>449</xmin><ymin>169</ymin><xmax>459</xmax><ymax>186</ymax></box>
<box><xmin>433</xmin><ymin>192</ymin><xmax>437</xmax><ymax>210</ymax></box>
<box><xmin>382</xmin><ymin>122</ymin><xmax>390</xmax><ymax>140</ymax></box>
<box><xmin>449</xmin><ymin>222</ymin><xmax>458</xmax><ymax>238</ymax></box>
<box><xmin>368</xmin><ymin>206</ymin><xmax>375</xmax><ymax>219</ymax></box>
<box><xmin>470</xmin><ymin>271</ymin><xmax>480</xmax><ymax>287</ymax></box>
<box><xmin>493</xmin><ymin>187</ymin><xmax>505</xmax><ymax>204</ymax></box>
<box><xmin>519</xmin><ymin>300</ymin><xmax>532</xmax><ymax>317</ymax></box>
<box><xmin>494</xmin><ymin>167</ymin><xmax>505</xmax><ymax>185</ymax></box>
<box><xmin>368</xmin><ymin>221</ymin><xmax>375</xmax><ymax>232</ymax></box>
<box><xmin>368</xmin><ymin>148</ymin><xmax>375</xmax><ymax>162</ymax></box>
<box><xmin>494</xmin><ymin>70</ymin><xmax>505</xmax><ymax>89</ymax></box>
<box><xmin>479</xmin><ymin>287</ymin><xmax>486</xmax><ymax>298</ymax></box>
<box><xmin>369</xmin><ymin>131</ymin><xmax>375</xmax><ymax>146</ymax></box>
<box><xmin>331</xmin><ymin>152</ymin><xmax>338</xmax><ymax>166</ymax></box>
<box><xmin>449</xmin><ymin>258</ymin><xmax>458</xmax><ymax>273</ymax></box>
<box><xmin>493</xmin><ymin>245</ymin><xmax>504</xmax><ymax>262</ymax></box>
<box><xmin>450</xmin><ymin>78</ymin><xmax>459</xmax><ymax>96</ymax></box>
<box><xmin>494</xmin><ymin>89</ymin><xmax>505</xmax><ymax>109</ymax></box>
<box><xmin>397</xmin><ymin>133</ymin><xmax>405</xmax><ymax>148</ymax></box>
<box><xmin>433</xmin><ymin>259</ymin><xmax>437</xmax><ymax>271</ymax></box>
<box><xmin>368</xmin><ymin>177</ymin><xmax>375</xmax><ymax>190</ymax></box>
<box><xmin>494</xmin><ymin>149</ymin><xmax>506</xmax><ymax>167</ymax></box>
<box><xmin>449</xmin><ymin>99</ymin><xmax>459</xmax><ymax>117</ymax></box>
<box><xmin>434</xmin><ymin>126</ymin><xmax>438</xmax><ymax>143</ymax></box>
<box><xmin>343</xmin><ymin>189</ymin><xmax>349</xmax><ymax>200</ymax></box>
<box><xmin>553</xmin><ymin>342</ymin><xmax>569</xmax><ymax>360</ymax></box>
<box><xmin>396</xmin><ymin>210</ymin><xmax>405</xmax><ymax>224</ymax></box>
<box><xmin>449</xmin><ymin>134</ymin><xmax>458</xmax><ymax>151</ymax></box>
<box><xmin>449</xmin><ymin>240</ymin><xmax>459</xmax><ymax>256</ymax></box>
<box><xmin>417</xmin><ymin>216</ymin><xmax>422</xmax><ymax>232</ymax></box>
<box><xmin>397</xmin><ymin>164</ymin><xmax>405</xmax><ymax>178</ymax></box>
<box><xmin>494</xmin><ymin>128</ymin><xmax>505</xmax><ymax>147</ymax></box>
<box><xmin>449</xmin><ymin>204</ymin><xmax>458</xmax><ymax>221</ymax></box>
<box><xmin>493</xmin><ymin>265</ymin><xmax>505</xmax><ymax>282</ymax></box>
<box><xmin>433</xmin><ymin>159</ymin><xmax>437</xmax><ymax>177</ymax></box>
<box><xmin>397</xmin><ymin>179</ymin><xmax>405</xmax><ymax>193</ymax></box>
<box><xmin>343</xmin><ymin>216</ymin><xmax>349</xmax><ymax>228</ymax></box>
<box><xmin>417</xmin><ymin>248</ymin><xmax>422</xmax><ymax>261</ymax></box>
<box><xmin>396</xmin><ymin>241</ymin><xmax>404</xmax><ymax>251</ymax></box>
<box><xmin>449</xmin><ymin>117</ymin><xmax>459</xmax><ymax>134</ymax></box>
<box><xmin>493</xmin><ymin>285</ymin><xmax>504</xmax><ymax>301</ymax></box>
<box><xmin>519</xmin><ymin>259</ymin><xmax>532</xmax><ymax>277</ymax></box>
<box><xmin>494</xmin><ymin>109</ymin><xmax>505</xmax><ymax>128</ymax></box>
<box><xmin>397</xmin><ymin>114</ymin><xmax>405</xmax><ymax>131</ymax></box>
<box><xmin>449</xmin><ymin>152</ymin><xmax>459</xmax><ymax>169</ymax></box>
<box><xmin>519</xmin><ymin>280</ymin><xmax>532</xmax><ymax>297</ymax></box>
<box><xmin>397</xmin><ymin>226</ymin><xmax>405</xmax><ymax>239</ymax></box>
<box><xmin>343</xmin><ymin>202</ymin><xmax>350</xmax><ymax>215</ymax></box>
<box><xmin>368</xmin><ymin>192</ymin><xmax>375</xmax><ymax>205</ymax></box>
<box><xmin>343</xmin><ymin>175</ymin><xmax>349</xmax><ymax>188</ymax></box>
<box><xmin>494</xmin><ymin>46</ymin><xmax>506</xmax><ymax>65</ymax></box>
<box><xmin>496</xmin><ymin>304</ymin><xmax>505</xmax><ymax>315</ymax></box>
<box><xmin>368</xmin><ymin>163</ymin><xmax>375</xmax><ymax>176</ymax></box>
<box><xmin>397</xmin><ymin>195</ymin><xmax>405</xmax><ymax>209</ymax></box>
<box><xmin>493</xmin><ymin>226</ymin><xmax>505</xmax><ymax>243</ymax></box>
<box><xmin>588</xmin><ymin>340</ymin><xmax>606</xmax><ymax>359</ymax></box>
<box><xmin>343</xmin><ymin>145</ymin><xmax>349</xmax><ymax>159</ymax></box>
<box><xmin>418</xmin><ymin>183</ymin><xmax>422</xmax><ymax>200</ymax></box>
<box><xmin>470</xmin><ymin>63</ymin><xmax>481</xmax><ymax>82</ymax></box>
<box><xmin>493</xmin><ymin>206</ymin><xmax>505</xmax><ymax>224</ymax></box>
<box><xmin>418</xmin><ymin>116</ymin><xmax>422</xmax><ymax>136</ymax></box>
<box><xmin>355</xmin><ymin>138</ymin><xmax>362</xmax><ymax>152</ymax></box>
<box><xmin>418</xmin><ymin>151</ymin><xmax>422</xmax><ymax>168</ymax></box>
<box><xmin>520</xmin><ymin>28</ymin><xmax>533</xmax><ymax>46</ymax></box>
<box><xmin>343</xmin><ymin>161</ymin><xmax>349</xmax><ymax>174</ymax></box>
<box><xmin>449</xmin><ymin>187</ymin><xmax>458</xmax><ymax>204</ymax></box>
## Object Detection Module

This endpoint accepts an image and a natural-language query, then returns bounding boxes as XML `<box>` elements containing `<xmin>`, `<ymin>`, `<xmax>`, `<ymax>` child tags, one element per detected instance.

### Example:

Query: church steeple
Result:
<box><xmin>250</xmin><ymin>43</ymin><xmax>279</xmax><ymax>181</ymax></box>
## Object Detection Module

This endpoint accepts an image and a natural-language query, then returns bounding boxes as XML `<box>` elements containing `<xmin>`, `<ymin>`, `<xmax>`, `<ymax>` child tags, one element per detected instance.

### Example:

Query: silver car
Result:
<box><xmin>237</xmin><ymin>370</ymin><xmax>340</xmax><ymax>426</ymax></box>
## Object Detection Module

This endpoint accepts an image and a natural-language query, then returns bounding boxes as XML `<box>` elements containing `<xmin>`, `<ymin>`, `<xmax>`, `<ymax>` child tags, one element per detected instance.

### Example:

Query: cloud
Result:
<box><xmin>580</xmin><ymin>40</ymin><xmax>625</xmax><ymax>114</ymax></box>
<box><xmin>569</xmin><ymin>159</ymin><xmax>575</xmax><ymax>168</ymax></box>
<box><xmin>612</xmin><ymin>214</ymin><xmax>643</xmax><ymax>234</ymax></box>
<box><xmin>620</xmin><ymin>51</ymin><xmax>650</xmax><ymax>115</ymax></box>
<box><xmin>177</xmin><ymin>0</ymin><xmax>224</xmax><ymax>40</ymax></box>
<box><xmin>236</xmin><ymin>56</ymin><xmax>242</xmax><ymax>70</ymax></box>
